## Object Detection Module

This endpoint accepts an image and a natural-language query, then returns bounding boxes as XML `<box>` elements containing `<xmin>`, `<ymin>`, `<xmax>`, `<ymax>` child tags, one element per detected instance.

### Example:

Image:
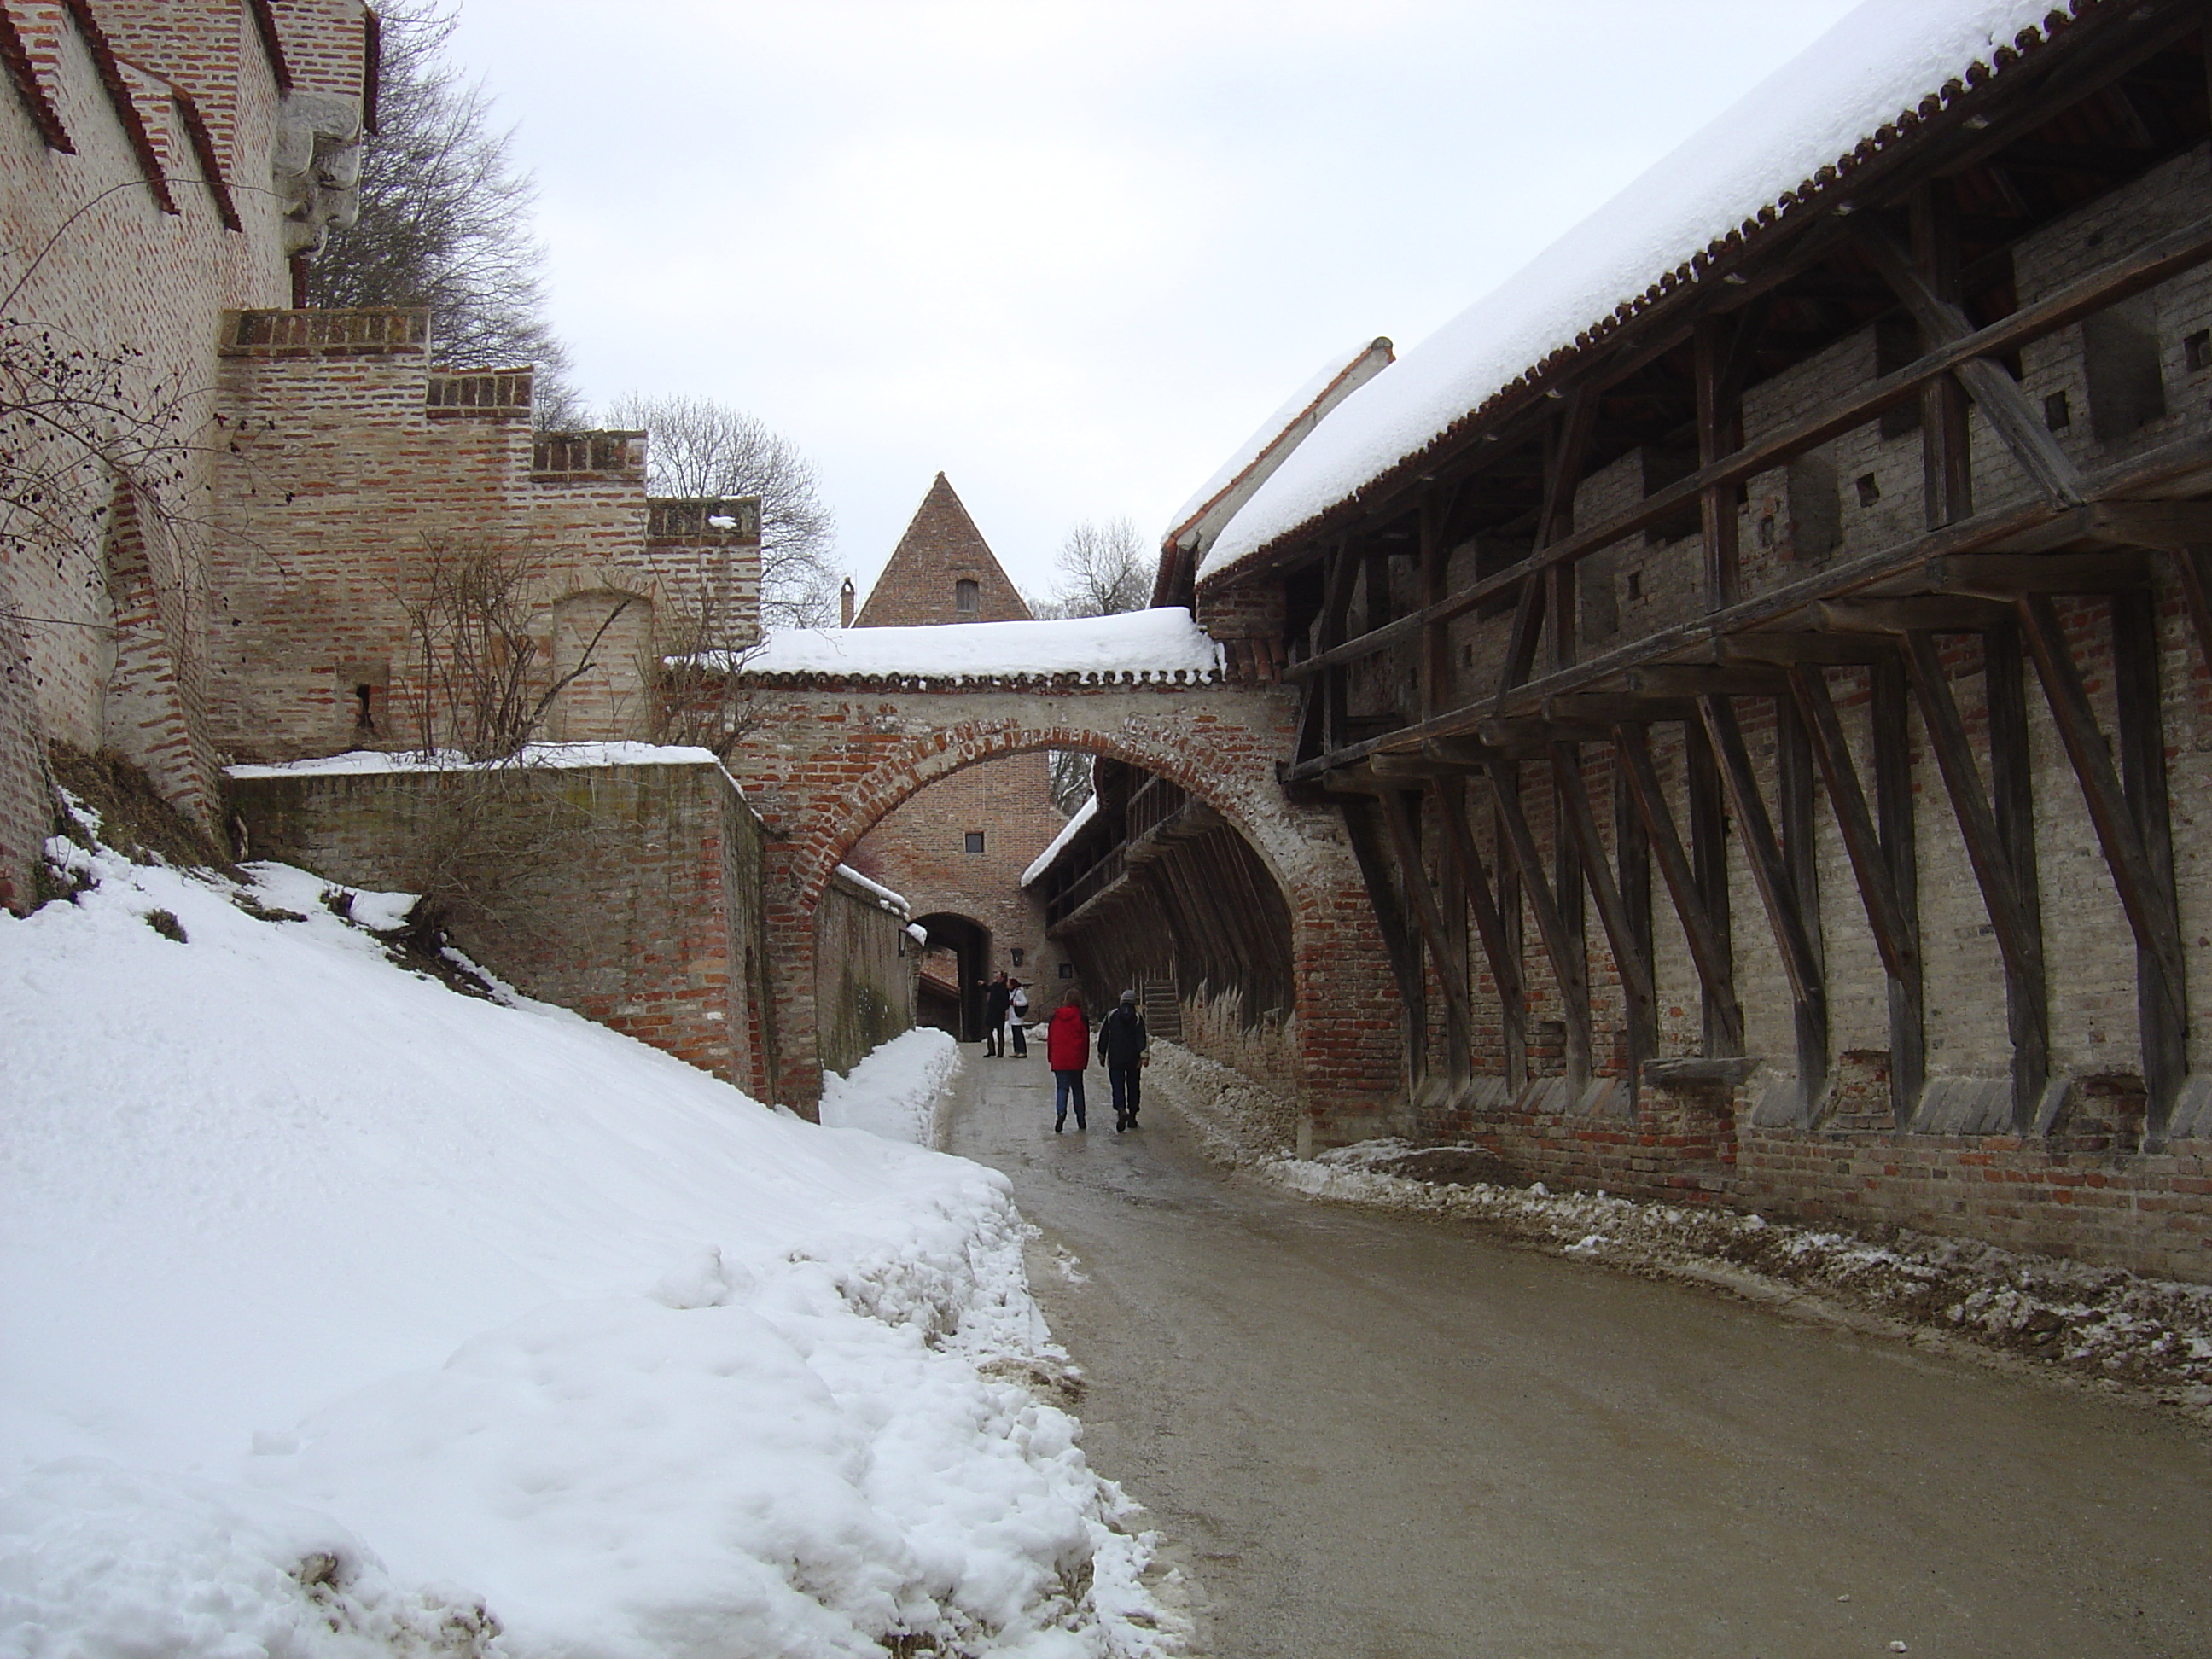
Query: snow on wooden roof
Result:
<box><xmin>1199</xmin><ymin>0</ymin><xmax>2080</xmax><ymax>584</ymax></box>
<box><xmin>713</xmin><ymin>608</ymin><xmax>1226</xmax><ymax>685</ymax></box>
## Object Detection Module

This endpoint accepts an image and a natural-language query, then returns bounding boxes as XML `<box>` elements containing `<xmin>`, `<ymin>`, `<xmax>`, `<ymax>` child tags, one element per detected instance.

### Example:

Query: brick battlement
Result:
<box><xmin>426</xmin><ymin>369</ymin><xmax>533</xmax><ymax>418</ymax></box>
<box><xmin>649</xmin><ymin>498</ymin><xmax>761</xmax><ymax>544</ymax></box>
<box><xmin>532</xmin><ymin>430</ymin><xmax>646</xmax><ymax>483</ymax></box>
<box><xmin>221</xmin><ymin>308</ymin><xmax>430</xmax><ymax>356</ymax></box>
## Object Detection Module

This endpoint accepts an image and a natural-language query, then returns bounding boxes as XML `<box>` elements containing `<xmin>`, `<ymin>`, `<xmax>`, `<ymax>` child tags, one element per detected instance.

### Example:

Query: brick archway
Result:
<box><xmin>725</xmin><ymin>678</ymin><xmax>1403</xmax><ymax>1138</ymax></box>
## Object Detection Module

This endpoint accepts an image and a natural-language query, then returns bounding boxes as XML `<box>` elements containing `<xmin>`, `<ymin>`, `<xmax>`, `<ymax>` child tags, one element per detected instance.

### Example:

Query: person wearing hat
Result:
<box><xmin>1097</xmin><ymin>988</ymin><xmax>1150</xmax><ymax>1132</ymax></box>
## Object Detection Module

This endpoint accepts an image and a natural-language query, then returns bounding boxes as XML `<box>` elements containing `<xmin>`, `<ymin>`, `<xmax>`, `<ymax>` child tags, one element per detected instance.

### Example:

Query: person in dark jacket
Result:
<box><xmin>1007</xmin><ymin>979</ymin><xmax>1029</xmax><ymax>1057</ymax></box>
<box><xmin>1045</xmin><ymin>992</ymin><xmax>1090</xmax><ymax>1132</ymax></box>
<box><xmin>1097</xmin><ymin>988</ymin><xmax>1149</xmax><ymax>1132</ymax></box>
<box><xmin>981</xmin><ymin>972</ymin><xmax>1011</xmax><ymax>1057</ymax></box>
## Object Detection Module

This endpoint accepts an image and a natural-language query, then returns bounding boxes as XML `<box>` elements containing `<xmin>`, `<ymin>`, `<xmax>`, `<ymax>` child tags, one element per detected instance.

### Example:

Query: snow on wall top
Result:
<box><xmin>1200</xmin><ymin>0</ymin><xmax>2075</xmax><ymax>582</ymax></box>
<box><xmin>1022</xmin><ymin>794</ymin><xmax>1097</xmax><ymax>888</ymax></box>
<box><xmin>226</xmin><ymin>742</ymin><xmax>731</xmax><ymax>778</ymax></box>
<box><xmin>713</xmin><ymin>608</ymin><xmax>1226</xmax><ymax>684</ymax></box>
<box><xmin>831</xmin><ymin>864</ymin><xmax>911</xmax><ymax>917</ymax></box>
<box><xmin>1162</xmin><ymin>339</ymin><xmax>1393</xmax><ymax>549</ymax></box>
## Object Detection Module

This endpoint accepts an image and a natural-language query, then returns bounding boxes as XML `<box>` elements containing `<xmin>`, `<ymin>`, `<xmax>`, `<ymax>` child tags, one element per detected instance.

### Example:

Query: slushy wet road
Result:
<box><xmin>944</xmin><ymin>1051</ymin><xmax>2212</xmax><ymax>1659</ymax></box>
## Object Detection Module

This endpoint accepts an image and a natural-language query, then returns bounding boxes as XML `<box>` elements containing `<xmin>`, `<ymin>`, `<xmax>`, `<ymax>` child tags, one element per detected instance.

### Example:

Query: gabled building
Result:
<box><xmin>840</xmin><ymin>474</ymin><xmax>1073</xmax><ymax>1038</ymax></box>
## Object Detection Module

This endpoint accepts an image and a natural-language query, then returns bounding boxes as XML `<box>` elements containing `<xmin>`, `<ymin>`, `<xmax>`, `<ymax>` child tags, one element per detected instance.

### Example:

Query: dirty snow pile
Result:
<box><xmin>0</xmin><ymin>811</ymin><xmax>1179</xmax><ymax>1656</ymax></box>
<box><xmin>820</xmin><ymin>1027</ymin><xmax>962</xmax><ymax>1149</ymax></box>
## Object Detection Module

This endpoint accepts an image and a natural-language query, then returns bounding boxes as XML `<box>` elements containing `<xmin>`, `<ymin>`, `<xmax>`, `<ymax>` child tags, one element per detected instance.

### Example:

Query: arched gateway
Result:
<box><xmin>713</xmin><ymin>618</ymin><xmax>1403</xmax><ymax>1143</ymax></box>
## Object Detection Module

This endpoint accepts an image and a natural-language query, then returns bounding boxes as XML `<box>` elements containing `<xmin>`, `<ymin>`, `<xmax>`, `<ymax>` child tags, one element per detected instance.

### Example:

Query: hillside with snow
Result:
<box><xmin>0</xmin><ymin>809</ymin><xmax>1179</xmax><ymax>1656</ymax></box>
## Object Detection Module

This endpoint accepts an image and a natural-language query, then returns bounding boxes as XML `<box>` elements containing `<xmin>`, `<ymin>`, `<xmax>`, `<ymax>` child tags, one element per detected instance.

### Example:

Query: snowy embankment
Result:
<box><xmin>0</xmin><ymin>813</ymin><xmax>1178</xmax><ymax>1656</ymax></box>
<box><xmin>820</xmin><ymin>1027</ymin><xmax>963</xmax><ymax>1149</ymax></box>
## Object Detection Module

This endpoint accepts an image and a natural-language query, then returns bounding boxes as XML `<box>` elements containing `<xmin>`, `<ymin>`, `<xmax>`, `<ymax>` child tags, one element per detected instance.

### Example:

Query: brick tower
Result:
<box><xmin>841</xmin><ymin>477</ymin><xmax>1072</xmax><ymax>1042</ymax></box>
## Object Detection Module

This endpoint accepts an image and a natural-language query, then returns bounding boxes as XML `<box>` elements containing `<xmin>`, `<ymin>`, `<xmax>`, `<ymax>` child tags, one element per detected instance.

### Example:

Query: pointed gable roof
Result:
<box><xmin>853</xmin><ymin>473</ymin><xmax>1033</xmax><ymax>627</ymax></box>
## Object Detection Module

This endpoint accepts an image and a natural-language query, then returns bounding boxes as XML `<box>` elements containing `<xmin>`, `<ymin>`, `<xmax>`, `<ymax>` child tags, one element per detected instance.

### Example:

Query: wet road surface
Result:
<box><xmin>944</xmin><ymin>1051</ymin><xmax>2212</xmax><ymax>1659</ymax></box>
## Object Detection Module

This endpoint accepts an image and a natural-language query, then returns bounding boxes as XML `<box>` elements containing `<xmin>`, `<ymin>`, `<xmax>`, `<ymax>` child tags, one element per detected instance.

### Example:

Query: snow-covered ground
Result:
<box><xmin>0</xmin><ymin>810</ymin><xmax>1182</xmax><ymax>1656</ymax></box>
<box><xmin>820</xmin><ymin>1027</ymin><xmax>962</xmax><ymax>1150</ymax></box>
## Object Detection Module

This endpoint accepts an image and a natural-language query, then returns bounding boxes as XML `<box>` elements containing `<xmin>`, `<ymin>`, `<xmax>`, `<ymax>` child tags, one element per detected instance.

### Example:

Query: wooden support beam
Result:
<box><xmin>1698</xmin><ymin>696</ymin><xmax>1828</xmax><ymax>1022</ymax></box>
<box><xmin>1722</xmin><ymin>632</ymin><xmax>1892</xmax><ymax>667</ymax></box>
<box><xmin>1613</xmin><ymin>740</ymin><xmax>1656</xmax><ymax>1109</ymax></box>
<box><xmin>1819</xmin><ymin>596</ymin><xmax>2017</xmax><ymax>635</ymax></box>
<box><xmin>1871</xmin><ymin>658</ymin><xmax>1926</xmax><ymax>1124</ymax></box>
<box><xmin>1420</xmin><ymin>492</ymin><xmax>1452</xmax><ymax>723</ymax></box>
<box><xmin>2082</xmin><ymin>500</ymin><xmax>2212</xmax><ymax>548</ymax></box>
<box><xmin>1924</xmin><ymin>551</ymin><xmax>2152</xmax><ymax>596</ymax></box>
<box><xmin>1914</xmin><ymin>178</ymin><xmax>1975</xmax><ymax>528</ymax></box>
<box><xmin>2163</xmin><ymin>542</ymin><xmax>2212</xmax><ymax>689</ymax></box>
<box><xmin>1484</xmin><ymin>759</ymin><xmax>1593</xmax><ymax>1086</ymax></box>
<box><xmin>1542</xmin><ymin>695</ymin><xmax>1697</xmax><ymax>726</ymax></box>
<box><xmin>2015</xmin><ymin>593</ymin><xmax>2188</xmax><ymax>1063</ymax></box>
<box><xmin>1685</xmin><ymin>718</ymin><xmax>1735</xmax><ymax>1060</ymax></box>
<box><xmin>1280</xmin><ymin>212</ymin><xmax>2212</xmax><ymax>689</ymax></box>
<box><xmin>1338</xmin><ymin>796</ymin><xmax>1429</xmax><ymax>1084</ymax></box>
<box><xmin>1379</xmin><ymin>786</ymin><xmax>1474</xmax><ymax>1080</ymax></box>
<box><xmin>1985</xmin><ymin>620</ymin><xmax>2049</xmax><ymax>1128</ymax></box>
<box><xmin>1776</xmin><ymin>692</ymin><xmax>1830</xmax><ymax>1113</ymax></box>
<box><xmin>2111</xmin><ymin>587</ymin><xmax>2186</xmax><ymax>1138</ymax></box>
<box><xmin>1695</xmin><ymin>313</ymin><xmax>1742</xmax><ymax>610</ymax></box>
<box><xmin>1625</xmin><ymin>665</ymin><xmax>1792</xmax><ymax>697</ymax></box>
<box><xmin>1901</xmin><ymin>628</ymin><xmax>2049</xmax><ymax>1123</ymax></box>
<box><xmin>1855</xmin><ymin>219</ymin><xmax>2087</xmax><ymax>509</ymax></box>
<box><xmin>1614</xmin><ymin>724</ymin><xmax>1746</xmax><ymax>1053</ymax></box>
<box><xmin>1493</xmin><ymin>798</ymin><xmax>1528</xmax><ymax>1091</ymax></box>
<box><xmin>1551</xmin><ymin>742</ymin><xmax>1659</xmax><ymax>1068</ymax></box>
<box><xmin>1788</xmin><ymin>667</ymin><xmax>1919</xmax><ymax>987</ymax></box>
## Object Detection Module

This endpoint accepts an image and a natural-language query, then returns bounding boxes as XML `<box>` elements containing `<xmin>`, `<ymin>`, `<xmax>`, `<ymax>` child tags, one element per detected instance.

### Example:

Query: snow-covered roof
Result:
<box><xmin>708</xmin><ymin>608</ymin><xmax>1225</xmax><ymax>685</ymax></box>
<box><xmin>1201</xmin><ymin>0</ymin><xmax>2074</xmax><ymax>583</ymax></box>
<box><xmin>1022</xmin><ymin>794</ymin><xmax>1098</xmax><ymax>888</ymax></box>
<box><xmin>830</xmin><ymin>863</ymin><xmax>911</xmax><ymax>918</ymax></box>
<box><xmin>226</xmin><ymin>742</ymin><xmax>729</xmax><ymax>778</ymax></box>
<box><xmin>1162</xmin><ymin>338</ymin><xmax>1394</xmax><ymax>552</ymax></box>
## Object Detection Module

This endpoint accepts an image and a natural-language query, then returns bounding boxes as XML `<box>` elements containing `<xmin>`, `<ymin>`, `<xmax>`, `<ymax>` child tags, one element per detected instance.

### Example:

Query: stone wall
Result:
<box><xmin>226</xmin><ymin>755</ymin><xmax>780</xmax><ymax>1100</ymax></box>
<box><xmin>0</xmin><ymin>0</ymin><xmax>366</xmax><ymax>906</ymax></box>
<box><xmin>815</xmin><ymin>866</ymin><xmax>919</xmax><ymax>1077</ymax></box>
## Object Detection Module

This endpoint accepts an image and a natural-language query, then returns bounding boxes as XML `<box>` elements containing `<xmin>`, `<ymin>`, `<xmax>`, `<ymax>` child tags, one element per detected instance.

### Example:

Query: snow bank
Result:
<box><xmin>820</xmin><ymin>1028</ymin><xmax>963</xmax><ymax>1148</ymax></box>
<box><xmin>226</xmin><ymin>741</ymin><xmax>728</xmax><ymax>779</ymax></box>
<box><xmin>713</xmin><ymin>608</ymin><xmax>1225</xmax><ymax>684</ymax></box>
<box><xmin>1202</xmin><ymin>0</ymin><xmax>2075</xmax><ymax>579</ymax></box>
<box><xmin>0</xmin><ymin>820</ymin><xmax>1177</xmax><ymax>1655</ymax></box>
<box><xmin>1022</xmin><ymin>795</ymin><xmax>1097</xmax><ymax>888</ymax></box>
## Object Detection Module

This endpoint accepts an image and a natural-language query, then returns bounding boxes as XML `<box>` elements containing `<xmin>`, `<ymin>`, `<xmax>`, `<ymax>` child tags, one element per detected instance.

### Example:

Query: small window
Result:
<box><xmin>1854</xmin><ymin>472</ymin><xmax>1881</xmax><ymax>507</ymax></box>
<box><xmin>955</xmin><ymin>579</ymin><xmax>980</xmax><ymax>617</ymax></box>
<box><xmin>2186</xmin><ymin>330</ymin><xmax>2211</xmax><ymax>373</ymax></box>
<box><xmin>2044</xmin><ymin>391</ymin><xmax>2072</xmax><ymax>431</ymax></box>
<box><xmin>1010</xmin><ymin>947</ymin><xmax>1025</xmax><ymax>966</ymax></box>
<box><xmin>1627</xmin><ymin>569</ymin><xmax>1644</xmax><ymax>599</ymax></box>
<box><xmin>964</xmin><ymin>831</ymin><xmax>985</xmax><ymax>854</ymax></box>
<box><xmin>1057</xmin><ymin>962</ymin><xmax>1074</xmax><ymax>979</ymax></box>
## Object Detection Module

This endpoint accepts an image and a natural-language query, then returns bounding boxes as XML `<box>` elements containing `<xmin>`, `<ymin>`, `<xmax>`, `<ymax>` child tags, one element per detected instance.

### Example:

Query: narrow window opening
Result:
<box><xmin>2082</xmin><ymin>294</ymin><xmax>2167</xmax><ymax>442</ymax></box>
<box><xmin>963</xmin><ymin>830</ymin><xmax>985</xmax><ymax>854</ymax></box>
<box><xmin>954</xmin><ymin>578</ymin><xmax>980</xmax><ymax>617</ymax></box>
<box><xmin>1010</xmin><ymin>947</ymin><xmax>1025</xmax><ymax>966</ymax></box>
<box><xmin>2044</xmin><ymin>391</ymin><xmax>2072</xmax><ymax>431</ymax></box>
<box><xmin>1854</xmin><ymin>472</ymin><xmax>1882</xmax><ymax>508</ymax></box>
<box><xmin>352</xmin><ymin>684</ymin><xmax>375</xmax><ymax>732</ymax></box>
<box><xmin>2186</xmin><ymin>329</ymin><xmax>2211</xmax><ymax>373</ymax></box>
<box><xmin>1627</xmin><ymin>569</ymin><xmax>1644</xmax><ymax>600</ymax></box>
<box><xmin>1057</xmin><ymin>961</ymin><xmax>1074</xmax><ymax>979</ymax></box>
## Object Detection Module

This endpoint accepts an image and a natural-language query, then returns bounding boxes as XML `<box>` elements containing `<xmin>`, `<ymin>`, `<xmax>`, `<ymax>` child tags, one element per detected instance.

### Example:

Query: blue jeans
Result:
<box><xmin>1109</xmin><ymin>1063</ymin><xmax>1142</xmax><ymax>1122</ymax></box>
<box><xmin>1053</xmin><ymin>1070</ymin><xmax>1086</xmax><ymax>1126</ymax></box>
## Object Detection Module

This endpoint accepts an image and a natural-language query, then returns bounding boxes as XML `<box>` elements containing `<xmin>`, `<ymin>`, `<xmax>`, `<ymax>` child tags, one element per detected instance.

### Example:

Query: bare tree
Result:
<box><xmin>304</xmin><ymin>1</ymin><xmax>580</xmax><ymax>425</ymax></box>
<box><xmin>603</xmin><ymin>393</ymin><xmax>841</xmax><ymax>629</ymax></box>
<box><xmin>1038</xmin><ymin>516</ymin><xmax>1150</xmax><ymax>619</ymax></box>
<box><xmin>394</xmin><ymin>536</ymin><xmax>631</xmax><ymax>760</ymax></box>
<box><xmin>1034</xmin><ymin>516</ymin><xmax>1149</xmax><ymax>812</ymax></box>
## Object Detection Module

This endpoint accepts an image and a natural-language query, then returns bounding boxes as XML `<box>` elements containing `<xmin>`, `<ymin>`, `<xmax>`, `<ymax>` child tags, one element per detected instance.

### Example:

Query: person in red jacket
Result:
<box><xmin>1045</xmin><ymin>992</ymin><xmax>1090</xmax><ymax>1133</ymax></box>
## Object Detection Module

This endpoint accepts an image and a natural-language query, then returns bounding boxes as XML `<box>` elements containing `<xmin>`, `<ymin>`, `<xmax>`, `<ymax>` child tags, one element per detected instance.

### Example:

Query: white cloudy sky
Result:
<box><xmin>444</xmin><ymin>0</ymin><xmax>1860</xmax><ymax>605</ymax></box>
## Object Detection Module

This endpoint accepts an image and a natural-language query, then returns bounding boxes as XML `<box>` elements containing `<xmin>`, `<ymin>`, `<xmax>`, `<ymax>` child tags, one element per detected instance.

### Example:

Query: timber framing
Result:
<box><xmin>1210</xmin><ymin>0</ymin><xmax>2212</xmax><ymax>1141</ymax></box>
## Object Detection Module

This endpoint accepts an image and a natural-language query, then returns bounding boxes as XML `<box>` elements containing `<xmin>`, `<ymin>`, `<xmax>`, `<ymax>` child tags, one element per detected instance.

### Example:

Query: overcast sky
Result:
<box><xmin>444</xmin><ymin>0</ymin><xmax>1860</xmax><ymax>608</ymax></box>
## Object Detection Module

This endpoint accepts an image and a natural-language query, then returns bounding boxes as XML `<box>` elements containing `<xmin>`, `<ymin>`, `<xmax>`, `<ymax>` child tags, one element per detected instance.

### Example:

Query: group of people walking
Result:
<box><xmin>978</xmin><ymin>971</ymin><xmax>1148</xmax><ymax>1134</ymax></box>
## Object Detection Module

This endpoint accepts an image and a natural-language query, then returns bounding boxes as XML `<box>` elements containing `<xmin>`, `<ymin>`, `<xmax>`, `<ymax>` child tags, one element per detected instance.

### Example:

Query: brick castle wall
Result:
<box><xmin>815</xmin><ymin>866</ymin><xmax>920</xmax><ymax>1076</ymax></box>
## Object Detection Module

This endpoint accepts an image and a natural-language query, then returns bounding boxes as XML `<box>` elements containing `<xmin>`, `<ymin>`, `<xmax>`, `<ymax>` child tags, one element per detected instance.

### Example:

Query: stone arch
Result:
<box><xmin>734</xmin><ymin>687</ymin><xmax>1405</xmax><ymax>1142</ymax></box>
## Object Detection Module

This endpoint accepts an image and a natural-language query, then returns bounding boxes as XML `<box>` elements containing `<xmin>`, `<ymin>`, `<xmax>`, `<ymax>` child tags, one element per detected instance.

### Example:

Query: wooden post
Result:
<box><xmin>1912</xmin><ymin>180</ymin><xmax>1974</xmax><ymax>527</ymax></box>
<box><xmin>1685</xmin><ymin>718</ymin><xmax>1735</xmax><ymax>1058</ymax></box>
<box><xmin>1438</xmin><ymin>777</ymin><xmax>1530</xmax><ymax>1091</ymax></box>
<box><xmin>1380</xmin><ymin>785</ymin><xmax>1473</xmax><ymax>1083</ymax></box>
<box><xmin>1777</xmin><ymin>696</ymin><xmax>1831</xmax><ymax>1113</ymax></box>
<box><xmin>1872</xmin><ymin>657</ymin><xmax>1925</xmax><ymax>1125</ymax></box>
<box><xmin>1340</xmin><ymin>796</ymin><xmax>1428</xmax><ymax>1086</ymax></box>
<box><xmin>1495</xmin><ymin>798</ymin><xmax>1529</xmax><ymax>1091</ymax></box>
<box><xmin>1695</xmin><ymin>313</ymin><xmax>1741</xmax><ymax>611</ymax></box>
<box><xmin>1551</xmin><ymin>741</ymin><xmax>1659</xmax><ymax>1086</ymax></box>
<box><xmin>1486</xmin><ymin>758</ymin><xmax>1593</xmax><ymax>1087</ymax></box>
<box><xmin>1614</xmin><ymin>739</ymin><xmax>1655</xmax><ymax>1107</ymax></box>
<box><xmin>1615</xmin><ymin>723</ymin><xmax>1746</xmax><ymax>1053</ymax></box>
